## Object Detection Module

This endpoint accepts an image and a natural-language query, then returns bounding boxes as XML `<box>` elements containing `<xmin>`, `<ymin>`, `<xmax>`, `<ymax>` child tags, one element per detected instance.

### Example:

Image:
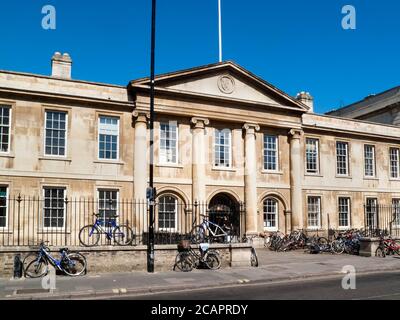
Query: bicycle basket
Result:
<box><xmin>178</xmin><ymin>240</ymin><xmax>191</xmax><ymax>251</ymax></box>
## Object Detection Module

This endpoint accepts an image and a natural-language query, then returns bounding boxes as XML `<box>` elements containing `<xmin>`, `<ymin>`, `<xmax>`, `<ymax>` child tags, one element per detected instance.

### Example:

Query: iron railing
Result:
<box><xmin>0</xmin><ymin>196</ymin><xmax>246</xmax><ymax>247</ymax></box>
<box><xmin>363</xmin><ymin>204</ymin><xmax>400</xmax><ymax>238</ymax></box>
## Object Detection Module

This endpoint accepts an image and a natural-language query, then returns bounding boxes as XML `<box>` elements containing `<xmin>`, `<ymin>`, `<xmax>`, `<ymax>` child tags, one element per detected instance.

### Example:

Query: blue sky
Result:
<box><xmin>0</xmin><ymin>0</ymin><xmax>399</xmax><ymax>113</ymax></box>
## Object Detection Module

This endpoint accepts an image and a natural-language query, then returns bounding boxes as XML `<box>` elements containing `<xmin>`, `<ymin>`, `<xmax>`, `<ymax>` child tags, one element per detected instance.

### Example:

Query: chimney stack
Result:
<box><xmin>51</xmin><ymin>52</ymin><xmax>72</xmax><ymax>79</ymax></box>
<box><xmin>296</xmin><ymin>91</ymin><xmax>314</xmax><ymax>113</ymax></box>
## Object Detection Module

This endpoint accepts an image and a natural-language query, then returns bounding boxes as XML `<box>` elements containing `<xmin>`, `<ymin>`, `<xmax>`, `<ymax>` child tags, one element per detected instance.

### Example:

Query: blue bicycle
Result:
<box><xmin>190</xmin><ymin>214</ymin><xmax>232</xmax><ymax>244</ymax></box>
<box><xmin>23</xmin><ymin>241</ymin><xmax>87</xmax><ymax>278</ymax></box>
<box><xmin>79</xmin><ymin>213</ymin><xmax>134</xmax><ymax>247</ymax></box>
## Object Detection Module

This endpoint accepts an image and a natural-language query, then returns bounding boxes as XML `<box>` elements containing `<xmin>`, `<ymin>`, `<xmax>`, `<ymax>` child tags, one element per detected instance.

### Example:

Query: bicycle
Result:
<box><xmin>174</xmin><ymin>241</ymin><xmax>221</xmax><ymax>272</ymax></box>
<box><xmin>190</xmin><ymin>214</ymin><xmax>231</xmax><ymax>244</ymax></box>
<box><xmin>23</xmin><ymin>241</ymin><xmax>87</xmax><ymax>278</ymax></box>
<box><xmin>79</xmin><ymin>213</ymin><xmax>134</xmax><ymax>247</ymax></box>
<box><xmin>242</xmin><ymin>235</ymin><xmax>259</xmax><ymax>267</ymax></box>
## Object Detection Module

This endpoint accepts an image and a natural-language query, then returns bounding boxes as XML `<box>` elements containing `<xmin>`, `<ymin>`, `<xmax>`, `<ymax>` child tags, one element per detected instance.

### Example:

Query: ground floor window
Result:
<box><xmin>365</xmin><ymin>198</ymin><xmax>378</xmax><ymax>228</ymax></box>
<box><xmin>338</xmin><ymin>197</ymin><xmax>350</xmax><ymax>228</ymax></box>
<box><xmin>0</xmin><ymin>186</ymin><xmax>8</xmax><ymax>228</ymax></box>
<box><xmin>263</xmin><ymin>198</ymin><xmax>278</xmax><ymax>230</ymax></box>
<box><xmin>98</xmin><ymin>190</ymin><xmax>118</xmax><ymax>225</ymax></box>
<box><xmin>307</xmin><ymin>196</ymin><xmax>321</xmax><ymax>228</ymax></box>
<box><xmin>158</xmin><ymin>195</ymin><xmax>177</xmax><ymax>231</ymax></box>
<box><xmin>392</xmin><ymin>199</ymin><xmax>400</xmax><ymax>226</ymax></box>
<box><xmin>43</xmin><ymin>187</ymin><xmax>65</xmax><ymax>228</ymax></box>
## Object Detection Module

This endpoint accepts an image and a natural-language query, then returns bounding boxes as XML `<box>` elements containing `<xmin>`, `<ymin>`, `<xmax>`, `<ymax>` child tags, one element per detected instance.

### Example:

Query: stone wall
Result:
<box><xmin>0</xmin><ymin>243</ymin><xmax>252</xmax><ymax>278</ymax></box>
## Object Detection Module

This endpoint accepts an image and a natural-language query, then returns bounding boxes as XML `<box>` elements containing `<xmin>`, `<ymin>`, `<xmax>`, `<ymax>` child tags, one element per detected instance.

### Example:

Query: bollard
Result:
<box><xmin>13</xmin><ymin>254</ymin><xmax>23</xmax><ymax>279</ymax></box>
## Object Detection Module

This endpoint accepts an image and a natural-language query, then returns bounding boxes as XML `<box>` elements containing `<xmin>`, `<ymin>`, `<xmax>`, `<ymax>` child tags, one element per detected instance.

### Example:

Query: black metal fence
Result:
<box><xmin>363</xmin><ymin>204</ymin><xmax>400</xmax><ymax>238</ymax></box>
<box><xmin>0</xmin><ymin>196</ymin><xmax>246</xmax><ymax>247</ymax></box>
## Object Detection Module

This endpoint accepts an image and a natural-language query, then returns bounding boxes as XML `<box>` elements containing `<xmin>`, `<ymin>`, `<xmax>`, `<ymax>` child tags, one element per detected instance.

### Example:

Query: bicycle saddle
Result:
<box><xmin>59</xmin><ymin>248</ymin><xmax>69</xmax><ymax>253</ymax></box>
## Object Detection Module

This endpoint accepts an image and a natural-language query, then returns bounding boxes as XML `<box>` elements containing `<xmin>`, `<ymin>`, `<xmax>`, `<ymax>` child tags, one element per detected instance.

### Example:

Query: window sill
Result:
<box><xmin>212</xmin><ymin>167</ymin><xmax>236</xmax><ymax>172</ymax></box>
<box><xmin>37</xmin><ymin>230</ymin><xmax>71</xmax><ymax>234</ymax></box>
<box><xmin>335</xmin><ymin>175</ymin><xmax>352</xmax><ymax>179</ymax></box>
<box><xmin>306</xmin><ymin>227</ymin><xmax>321</xmax><ymax>231</ymax></box>
<box><xmin>389</xmin><ymin>178</ymin><xmax>400</xmax><ymax>182</ymax></box>
<box><xmin>39</xmin><ymin>156</ymin><xmax>72</xmax><ymax>162</ymax></box>
<box><xmin>0</xmin><ymin>153</ymin><xmax>15</xmax><ymax>159</ymax></box>
<box><xmin>261</xmin><ymin>170</ymin><xmax>283</xmax><ymax>175</ymax></box>
<box><xmin>264</xmin><ymin>227</ymin><xmax>278</xmax><ymax>232</ymax></box>
<box><xmin>94</xmin><ymin>160</ymin><xmax>125</xmax><ymax>165</ymax></box>
<box><xmin>305</xmin><ymin>173</ymin><xmax>323</xmax><ymax>177</ymax></box>
<box><xmin>156</xmin><ymin>163</ymin><xmax>184</xmax><ymax>169</ymax></box>
<box><xmin>338</xmin><ymin>227</ymin><xmax>351</xmax><ymax>230</ymax></box>
<box><xmin>363</xmin><ymin>177</ymin><xmax>379</xmax><ymax>181</ymax></box>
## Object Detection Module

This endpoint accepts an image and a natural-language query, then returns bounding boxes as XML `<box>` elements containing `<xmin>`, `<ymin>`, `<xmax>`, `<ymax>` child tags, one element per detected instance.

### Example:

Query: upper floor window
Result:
<box><xmin>99</xmin><ymin>116</ymin><xmax>119</xmax><ymax>160</ymax></box>
<box><xmin>307</xmin><ymin>196</ymin><xmax>321</xmax><ymax>228</ymax></box>
<box><xmin>390</xmin><ymin>148</ymin><xmax>400</xmax><ymax>179</ymax></box>
<box><xmin>214</xmin><ymin>129</ymin><xmax>231</xmax><ymax>168</ymax></box>
<box><xmin>305</xmin><ymin>138</ymin><xmax>319</xmax><ymax>174</ymax></box>
<box><xmin>160</xmin><ymin>122</ymin><xmax>178</xmax><ymax>164</ymax></box>
<box><xmin>263</xmin><ymin>135</ymin><xmax>278</xmax><ymax>171</ymax></box>
<box><xmin>45</xmin><ymin>111</ymin><xmax>67</xmax><ymax>157</ymax></box>
<box><xmin>336</xmin><ymin>141</ymin><xmax>349</xmax><ymax>176</ymax></box>
<box><xmin>364</xmin><ymin>145</ymin><xmax>376</xmax><ymax>177</ymax></box>
<box><xmin>0</xmin><ymin>186</ymin><xmax>8</xmax><ymax>228</ymax></box>
<box><xmin>0</xmin><ymin>106</ymin><xmax>10</xmax><ymax>153</ymax></box>
<box><xmin>338</xmin><ymin>197</ymin><xmax>350</xmax><ymax>228</ymax></box>
<box><xmin>43</xmin><ymin>187</ymin><xmax>65</xmax><ymax>229</ymax></box>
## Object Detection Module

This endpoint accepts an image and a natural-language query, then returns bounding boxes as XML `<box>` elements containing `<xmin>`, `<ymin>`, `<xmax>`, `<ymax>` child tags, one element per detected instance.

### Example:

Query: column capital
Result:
<box><xmin>191</xmin><ymin>117</ymin><xmax>210</xmax><ymax>129</ymax></box>
<box><xmin>242</xmin><ymin>123</ymin><xmax>260</xmax><ymax>134</ymax></box>
<box><xmin>288</xmin><ymin>128</ymin><xmax>304</xmax><ymax>139</ymax></box>
<box><xmin>133</xmin><ymin>111</ymin><xmax>150</xmax><ymax>124</ymax></box>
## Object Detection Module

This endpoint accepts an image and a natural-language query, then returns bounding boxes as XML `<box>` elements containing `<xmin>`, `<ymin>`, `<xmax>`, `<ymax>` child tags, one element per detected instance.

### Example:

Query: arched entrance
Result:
<box><xmin>208</xmin><ymin>193</ymin><xmax>242</xmax><ymax>240</ymax></box>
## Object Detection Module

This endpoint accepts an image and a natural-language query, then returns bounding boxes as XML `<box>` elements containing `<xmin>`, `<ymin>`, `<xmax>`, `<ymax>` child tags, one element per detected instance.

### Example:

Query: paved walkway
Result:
<box><xmin>1</xmin><ymin>250</ymin><xmax>400</xmax><ymax>299</ymax></box>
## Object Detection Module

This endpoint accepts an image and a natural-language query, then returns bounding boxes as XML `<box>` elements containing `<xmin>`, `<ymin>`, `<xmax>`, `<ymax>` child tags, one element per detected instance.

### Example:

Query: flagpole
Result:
<box><xmin>218</xmin><ymin>0</ymin><xmax>222</xmax><ymax>62</ymax></box>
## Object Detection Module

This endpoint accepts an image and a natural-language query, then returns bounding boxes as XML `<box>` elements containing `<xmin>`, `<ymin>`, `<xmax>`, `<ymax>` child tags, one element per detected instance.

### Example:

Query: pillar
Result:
<box><xmin>133</xmin><ymin>111</ymin><xmax>149</xmax><ymax>201</ymax></box>
<box><xmin>243</xmin><ymin>123</ymin><xmax>260</xmax><ymax>235</ymax></box>
<box><xmin>191</xmin><ymin>117</ymin><xmax>209</xmax><ymax>204</ymax></box>
<box><xmin>289</xmin><ymin>129</ymin><xmax>304</xmax><ymax>230</ymax></box>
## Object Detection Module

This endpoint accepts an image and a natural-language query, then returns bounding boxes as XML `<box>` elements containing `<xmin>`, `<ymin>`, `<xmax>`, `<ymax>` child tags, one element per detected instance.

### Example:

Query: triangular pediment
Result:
<box><xmin>130</xmin><ymin>61</ymin><xmax>309</xmax><ymax>112</ymax></box>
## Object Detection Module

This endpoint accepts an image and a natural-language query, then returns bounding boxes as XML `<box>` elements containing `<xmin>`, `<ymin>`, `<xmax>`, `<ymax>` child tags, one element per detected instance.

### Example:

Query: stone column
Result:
<box><xmin>289</xmin><ymin>129</ymin><xmax>304</xmax><ymax>230</ymax></box>
<box><xmin>133</xmin><ymin>112</ymin><xmax>149</xmax><ymax>201</ymax></box>
<box><xmin>243</xmin><ymin>123</ymin><xmax>260</xmax><ymax>235</ymax></box>
<box><xmin>191</xmin><ymin>117</ymin><xmax>209</xmax><ymax>204</ymax></box>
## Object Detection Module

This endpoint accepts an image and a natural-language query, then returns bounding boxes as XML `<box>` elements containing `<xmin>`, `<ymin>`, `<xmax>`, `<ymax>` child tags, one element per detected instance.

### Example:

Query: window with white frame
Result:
<box><xmin>99</xmin><ymin>116</ymin><xmax>119</xmax><ymax>160</ymax></box>
<box><xmin>43</xmin><ymin>188</ymin><xmax>65</xmax><ymax>228</ymax></box>
<box><xmin>306</xmin><ymin>138</ymin><xmax>319</xmax><ymax>174</ymax></box>
<box><xmin>307</xmin><ymin>196</ymin><xmax>321</xmax><ymax>228</ymax></box>
<box><xmin>214</xmin><ymin>129</ymin><xmax>231</xmax><ymax>168</ymax></box>
<box><xmin>336</xmin><ymin>141</ymin><xmax>349</xmax><ymax>175</ymax></box>
<box><xmin>263</xmin><ymin>198</ymin><xmax>278</xmax><ymax>230</ymax></box>
<box><xmin>263</xmin><ymin>135</ymin><xmax>278</xmax><ymax>171</ymax></box>
<box><xmin>392</xmin><ymin>199</ymin><xmax>400</xmax><ymax>226</ymax></box>
<box><xmin>158</xmin><ymin>195</ymin><xmax>177</xmax><ymax>231</ymax></box>
<box><xmin>160</xmin><ymin>122</ymin><xmax>178</xmax><ymax>164</ymax></box>
<box><xmin>338</xmin><ymin>197</ymin><xmax>350</xmax><ymax>228</ymax></box>
<box><xmin>364</xmin><ymin>145</ymin><xmax>376</xmax><ymax>177</ymax></box>
<box><xmin>0</xmin><ymin>106</ymin><xmax>10</xmax><ymax>153</ymax></box>
<box><xmin>390</xmin><ymin>148</ymin><xmax>400</xmax><ymax>179</ymax></box>
<box><xmin>0</xmin><ymin>186</ymin><xmax>8</xmax><ymax>228</ymax></box>
<box><xmin>366</xmin><ymin>198</ymin><xmax>378</xmax><ymax>229</ymax></box>
<box><xmin>45</xmin><ymin>111</ymin><xmax>67</xmax><ymax>156</ymax></box>
<box><xmin>98</xmin><ymin>190</ymin><xmax>118</xmax><ymax>225</ymax></box>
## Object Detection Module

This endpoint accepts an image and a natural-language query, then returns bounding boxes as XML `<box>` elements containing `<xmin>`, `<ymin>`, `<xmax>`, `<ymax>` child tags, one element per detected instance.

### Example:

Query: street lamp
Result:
<box><xmin>147</xmin><ymin>0</ymin><xmax>157</xmax><ymax>273</ymax></box>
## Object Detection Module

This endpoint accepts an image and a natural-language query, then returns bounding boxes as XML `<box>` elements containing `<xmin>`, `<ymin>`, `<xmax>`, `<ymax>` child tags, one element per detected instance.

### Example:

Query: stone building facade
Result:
<box><xmin>0</xmin><ymin>53</ymin><xmax>400</xmax><ymax>240</ymax></box>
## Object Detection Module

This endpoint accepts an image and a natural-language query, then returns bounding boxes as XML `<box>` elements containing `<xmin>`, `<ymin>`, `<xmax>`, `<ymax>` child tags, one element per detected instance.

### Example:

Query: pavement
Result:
<box><xmin>1</xmin><ymin>249</ymin><xmax>400</xmax><ymax>300</ymax></box>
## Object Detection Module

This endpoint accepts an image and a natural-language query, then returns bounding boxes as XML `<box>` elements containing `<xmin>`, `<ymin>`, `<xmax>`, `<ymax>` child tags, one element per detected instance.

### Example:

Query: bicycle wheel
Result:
<box><xmin>174</xmin><ymin>252</ymin><xmax>193</xmax><ymax>272</ymax></box>
<box><xmin>331</xmin><ymin>240</ymin><xmax>345</xmax><ymax>254</ymax></box>
<box><xmin>62</xmin><ymin>253</ymin><xmax>87</xmax><ymax>276</ymax></box>
<box><xmin>318</xmin><ymin>237</ymin><xmax>329</xmax><ymax>245</ymax></box>
<box><xmin>250</xmin><ymin>248</ymin><xmax>259</xmax><ymax>267</ymax></box>
<box><xmin>190</xmin><ymin>225</ymin><xmax>206</xmax><ymax>244</ymax></box>
<box><xmin>79</xmin><ymin>225</ymin><xmax>100</xmax><ymax>247</ymax></box>
<box><xmin>23</xmin><ymin>253</ymin><xmax>48</xmax><ymax>278</ymax></box>
<box><xmin>205</xmin><ymin>252</ymin><xmax>221</xmax><ymax>270</ymax></box>
<box><xmin>113</xmin><ymin>225</ymin><xmax>134</xmax><ymax>246</ymax></box>
<box><xmin>375</xmin><ymin>247</ymin><xmax>386</xmax><ymax>258</ymax></box>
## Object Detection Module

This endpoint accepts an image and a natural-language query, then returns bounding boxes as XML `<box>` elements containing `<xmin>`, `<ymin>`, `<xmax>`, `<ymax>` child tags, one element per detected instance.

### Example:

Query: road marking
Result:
<box><xmin>354</xmin><ymin>292</ymin><xmax>400</xmax><ymax>300</ymax></box>
<box><xmin>120</xmin><ymin>288</ymin><xmax>127</xmax><ymax>294</ymax></box>
<box><xmin>112</xmin><ymin>289</ymin><xmax>119</xmax><ymax>294</ymax></box>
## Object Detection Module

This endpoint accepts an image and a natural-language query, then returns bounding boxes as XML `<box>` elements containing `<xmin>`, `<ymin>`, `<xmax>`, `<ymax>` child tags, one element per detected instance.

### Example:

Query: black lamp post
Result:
<box><xmin>147</xmin><ymin>0</ymin><xmax>157</xmax><ymax>273</ymax></box>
